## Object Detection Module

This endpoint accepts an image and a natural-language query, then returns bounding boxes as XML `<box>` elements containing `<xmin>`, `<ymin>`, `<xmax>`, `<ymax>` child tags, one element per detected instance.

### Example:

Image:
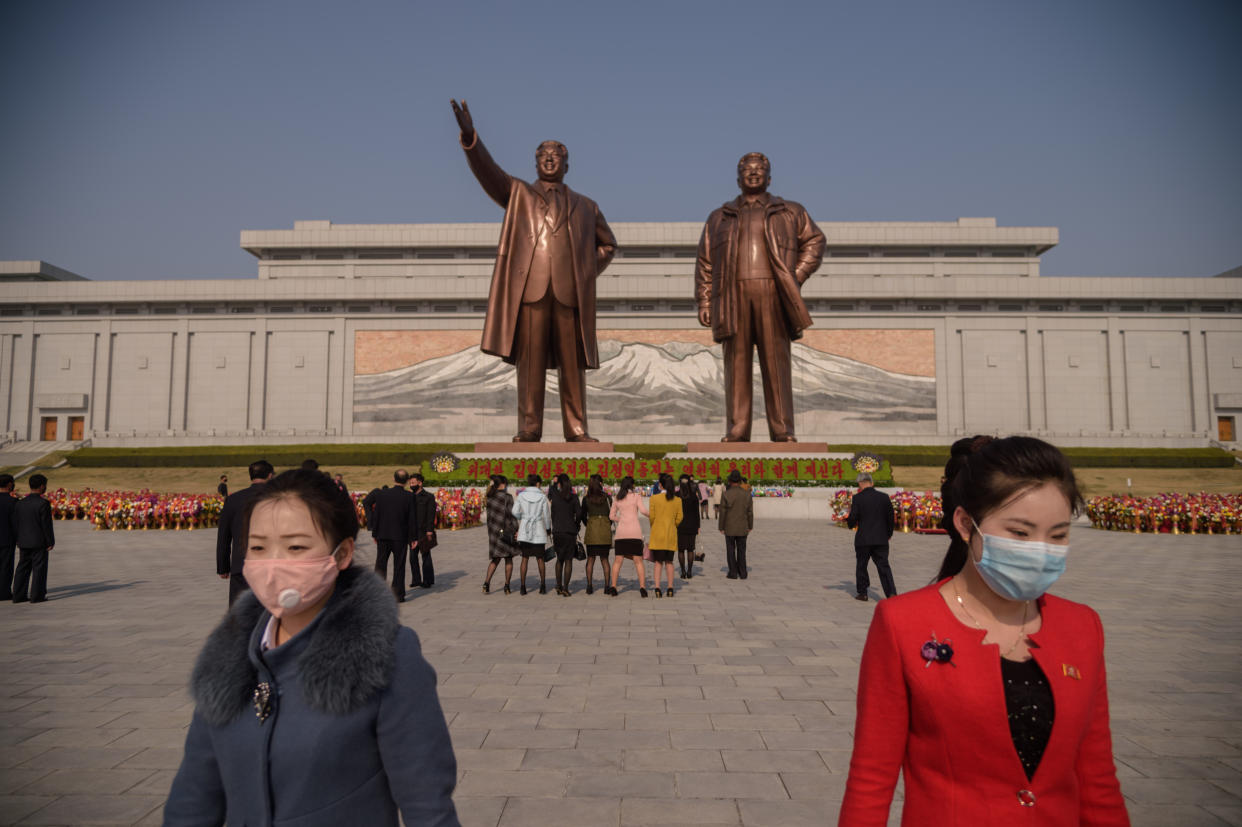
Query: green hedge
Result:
<box><xmin>66</xmin><ymin>443</ymin><xmax>472</xmax><ymax>469</ymax></box>
<box><xmin>830</xmin><ymin>445</ymin><xmax>1234</xmax><ymax>469</ymax></box>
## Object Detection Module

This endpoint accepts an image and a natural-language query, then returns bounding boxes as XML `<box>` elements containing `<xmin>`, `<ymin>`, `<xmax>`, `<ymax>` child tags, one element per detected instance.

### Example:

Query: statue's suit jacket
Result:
<box><xmin>462</xmin><ymin>134</ymin><xmax>617</xmax><ymax>370</ymax></box>
<box><xmin>694</xmin><ymin>196</ymin><xmax>825</xmax><ymax>343</ymax></box>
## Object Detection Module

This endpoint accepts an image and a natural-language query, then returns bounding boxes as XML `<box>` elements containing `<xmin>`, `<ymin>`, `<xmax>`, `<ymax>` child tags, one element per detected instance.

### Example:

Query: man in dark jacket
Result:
<box><xmin>717</xmin><ymin>470</ymin><xmax>754</xmax><ymax>579</ymax></box>
<box><xmin>373</xmin><ymin>470</ymin><xmax>415</xmax><ymax>601</ymax></box>
<box><xmin>409</xmin><ymin>473</ymin><xmax>437</xmax><ymax>589</ymax></box>
<box><xmin>12</xmin><ymin>474</ymin><xmax>55</xmax><ymax>603</ymax></box>
<box><xmin>0</xmin><ymin>474</ymin><xmax>20</xmax><ymax>600</ymax></box>
<box><xmin>846</xmin><ymin>472</ymin><xmax>897</xmax><ymax>601</ymax></box>
<box><xmin>216</xmin><ymin>459</ymin><xmax>274</xmax><ymax>606</ymax></box>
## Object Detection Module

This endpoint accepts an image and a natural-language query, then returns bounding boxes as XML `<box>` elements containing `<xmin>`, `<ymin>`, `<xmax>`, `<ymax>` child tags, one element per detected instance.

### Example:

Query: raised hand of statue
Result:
<box><xmin>450</xmin><ymin>99</ymin><xmax>475</xmax><ymax>145</ymax></box>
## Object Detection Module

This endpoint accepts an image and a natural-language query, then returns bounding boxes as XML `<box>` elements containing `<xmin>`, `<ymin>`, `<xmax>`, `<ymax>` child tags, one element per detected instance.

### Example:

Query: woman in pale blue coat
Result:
<box><xmin>512</xmin><ymin>473</ymin><xmax>552</xmax><ymax>595</ymax></box>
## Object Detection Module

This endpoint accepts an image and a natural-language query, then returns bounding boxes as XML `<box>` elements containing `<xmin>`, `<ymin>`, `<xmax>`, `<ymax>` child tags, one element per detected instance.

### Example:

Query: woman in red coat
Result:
<box><xmin>839</xmin><ymin>436</ymin><xmax>1129</xmax><ymax>826</ymax></box>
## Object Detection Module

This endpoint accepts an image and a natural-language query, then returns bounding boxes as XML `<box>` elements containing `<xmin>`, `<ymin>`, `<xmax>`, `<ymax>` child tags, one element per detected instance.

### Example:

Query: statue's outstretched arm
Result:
<box><xmin>451</xmin><ymin>99</ymin><xmax>512</xmax><ymax>208</ymax></box>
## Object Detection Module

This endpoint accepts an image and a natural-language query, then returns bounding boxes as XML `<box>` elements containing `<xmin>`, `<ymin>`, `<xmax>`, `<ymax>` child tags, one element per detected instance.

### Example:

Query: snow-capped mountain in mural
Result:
<box><xmin>353</xmin><ymin>340</ymin><xmax>934</xmax><ymax>434</ymax></box>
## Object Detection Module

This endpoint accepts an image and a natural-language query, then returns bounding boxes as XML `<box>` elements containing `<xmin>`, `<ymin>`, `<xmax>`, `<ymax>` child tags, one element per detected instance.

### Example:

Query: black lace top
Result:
<box><xmin>1001</xmin><ymin>657</ymin><xmax>1055</xmax><ymax>780</ymax></box>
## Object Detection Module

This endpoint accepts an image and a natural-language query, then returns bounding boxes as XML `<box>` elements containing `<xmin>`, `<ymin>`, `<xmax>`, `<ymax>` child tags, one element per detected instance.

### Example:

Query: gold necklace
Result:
<box><xmin>952</xmin><ymin>577</ymin><xmax>1030</xmax><ymax>658</ymax></box>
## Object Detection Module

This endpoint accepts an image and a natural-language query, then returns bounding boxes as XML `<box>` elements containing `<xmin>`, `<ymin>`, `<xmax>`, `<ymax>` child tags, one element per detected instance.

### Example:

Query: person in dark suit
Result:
<box><xmin>373</xmin><ymin>470</ymin><xmax>415</xmax><ymax>602</ymax></box>
<box><xmin>216</xmin><ymin>475</ymin><xmax>228</xmax><ymax>498</ymax></box>
<box><xmin>846</xmin><ymin>472</ymin><xmax>897</xmax><ymax>601</ymax></box>
<box><xmin>409</xmin><ymin>473</ymin><xmax>437</xmax><ymax>589</ymax></box>
<box><xmin>0</xmin><ymin>474</ymin><xmax>19</xmax><ymax>600</ymax></box>
<box><xmin>216</xmin><ymin>459</ymin><xmax>274</xmax><ymax>606</ymax></box>
<box><xmin>12</xmin><ymin>473</ymin><xmax>55</xmax><ymax>603</ymax></box>
<box><xmin>362</xmin><ymin>485</ymin><xmax>384</xmax><ymax>542</ymax></box>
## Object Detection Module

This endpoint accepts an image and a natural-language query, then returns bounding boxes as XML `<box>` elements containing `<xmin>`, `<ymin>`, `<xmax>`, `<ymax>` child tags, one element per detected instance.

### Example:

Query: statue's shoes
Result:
<box><xmin>720</xmin><ymin>436</ymin><xmax>749</xmax><ymax>442</ymax></box>
<box><xmin>512</xmin><ymin>432</ymin><xmax>540</xmax><ymax>442</ymax></box>
<box><xmin>567</xmin><ymin>435</ymin><xmax>599</xmax><ymax>443</ymax></box>
<box><xmin>771</xmin><ymin>435</ymin><xmax>799</xmax><ymax>443</ymax></box>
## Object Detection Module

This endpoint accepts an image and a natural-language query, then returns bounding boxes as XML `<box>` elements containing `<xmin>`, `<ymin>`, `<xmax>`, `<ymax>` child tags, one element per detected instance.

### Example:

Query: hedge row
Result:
<box><xmin>64</xmin><ymin>443</ymin><xmax>1235</xmax><ymax>470</ymax></box>
<box><xmin>830</xmin><ymin>445</ymin><xmax>1235</xmax><ymax>469</ymax></box>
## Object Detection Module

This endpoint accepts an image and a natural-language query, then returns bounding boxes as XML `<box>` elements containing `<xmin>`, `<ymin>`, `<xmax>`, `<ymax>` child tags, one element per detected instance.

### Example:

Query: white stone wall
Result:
<box><xmin>3</xmin><ymin>310</ymin><xmax>1238</xmax><ymax>447</ymax></box>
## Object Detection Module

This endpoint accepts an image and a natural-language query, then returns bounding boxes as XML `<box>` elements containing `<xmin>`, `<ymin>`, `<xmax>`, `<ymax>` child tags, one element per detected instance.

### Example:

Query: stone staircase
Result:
<box><xmin>0</xmin><ymin>440</ymin><xmax>84</xmax><ymax>471</ymax></box>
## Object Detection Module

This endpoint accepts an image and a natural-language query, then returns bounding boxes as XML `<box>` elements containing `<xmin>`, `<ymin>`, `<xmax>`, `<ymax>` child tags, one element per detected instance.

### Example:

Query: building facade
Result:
<box><xmin>2</xmin><ymin>217</ymin><xmax>1239</xmax><ymax>448</ymax></box>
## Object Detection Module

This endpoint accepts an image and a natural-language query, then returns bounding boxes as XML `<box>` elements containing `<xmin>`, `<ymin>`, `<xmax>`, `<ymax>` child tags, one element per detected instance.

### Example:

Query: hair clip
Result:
<box><xmin>921</xmin><ymin>632</ymin><xmax>955</xmax><ymax>668</ymax></box>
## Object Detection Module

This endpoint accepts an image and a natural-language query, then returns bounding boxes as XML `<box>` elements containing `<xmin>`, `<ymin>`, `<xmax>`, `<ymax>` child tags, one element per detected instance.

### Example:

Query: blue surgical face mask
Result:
<box><xmin>971</xmin><ymin>520</ymin><xmax>1068</xmax><ymax>601</ymax></box>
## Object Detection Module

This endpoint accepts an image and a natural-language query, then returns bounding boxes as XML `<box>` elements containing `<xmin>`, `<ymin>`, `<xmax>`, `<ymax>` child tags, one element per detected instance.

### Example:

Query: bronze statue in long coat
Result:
<box><xmin>452</xmin><ymin>100</ymin><xmax>617</xmax><ymax>442</ymax></box>
<box><xmin>695</xmin><ymin>153</ymin><xmax>825</xmax><ymax>442</ymax></box>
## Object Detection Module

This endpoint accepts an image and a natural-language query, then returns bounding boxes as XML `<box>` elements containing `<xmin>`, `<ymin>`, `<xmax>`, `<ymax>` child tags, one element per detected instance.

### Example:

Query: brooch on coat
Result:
<box><xmin>921</xmin><ymin>632</ymin><xmax>955</xmax><ymax>668</ymax></box>
<box><xmin>253</xmin><ymin>682</ymin><xmax>273</xmax><ymax>722</ymax></box>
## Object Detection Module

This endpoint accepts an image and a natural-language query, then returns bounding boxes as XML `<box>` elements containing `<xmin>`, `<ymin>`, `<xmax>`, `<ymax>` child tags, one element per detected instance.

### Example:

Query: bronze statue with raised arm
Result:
<box><xmin>695</xmin><ymin>153</ymin><xmax>826</xmax><ymax>442</ymax></box>
<box><xmin>451</xmin><ymin>99</ymin><xmax>617</xmax><ymax>443</ymax></box>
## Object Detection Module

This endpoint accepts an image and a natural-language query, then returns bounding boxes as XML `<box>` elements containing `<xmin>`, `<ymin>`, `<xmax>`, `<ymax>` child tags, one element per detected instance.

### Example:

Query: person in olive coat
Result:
<box><xmin>717</xmin><ymin>470</ymin><xmax>754</xmax><ymax>579</ymax></box>
<box><xmin>577</xmin><ymin>475</ymin><xmax>612</xmax><ymax>595</ymax></box>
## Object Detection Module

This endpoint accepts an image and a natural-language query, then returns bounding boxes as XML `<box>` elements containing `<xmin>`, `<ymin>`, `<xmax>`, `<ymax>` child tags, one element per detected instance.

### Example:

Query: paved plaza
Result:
<box><xmin>0</xmin><ymin>515</ymin><xmax>1239</xmax><ymax>826</ymax></box>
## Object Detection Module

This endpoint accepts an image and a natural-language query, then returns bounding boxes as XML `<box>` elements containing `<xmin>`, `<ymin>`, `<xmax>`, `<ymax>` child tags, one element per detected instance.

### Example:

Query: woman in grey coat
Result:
<box><xmin>164</xmin><ymin>469</ymin><xmax>459</xmax><ymax>827</ymax></box>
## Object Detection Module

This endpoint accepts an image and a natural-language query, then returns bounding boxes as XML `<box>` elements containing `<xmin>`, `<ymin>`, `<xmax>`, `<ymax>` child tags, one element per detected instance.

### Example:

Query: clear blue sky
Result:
<box><xmin>1</xmin><ymin>0</ymin><xmax>1239</xmax><ymax>281</ymax></box>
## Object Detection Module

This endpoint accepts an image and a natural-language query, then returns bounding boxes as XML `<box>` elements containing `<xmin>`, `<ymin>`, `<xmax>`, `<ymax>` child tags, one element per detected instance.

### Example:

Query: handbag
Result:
<box><xmin>543</xmin><ymin>544</ymin><xmax>556</xmax><ymax>562</ymax></box>
<box><xmin>499</xmin><ymin>527</ymin><xmax>517</xmax><ymax>547</ymax></box>
<box><xmin>574</xmin><ymin>539</ymin><xmax>587</xmax><ymax>561</ymax></box>
<box><xmin>642</xmin><ymin>542</ymin><xmax>652</xmax><ymax>561</ymax></box>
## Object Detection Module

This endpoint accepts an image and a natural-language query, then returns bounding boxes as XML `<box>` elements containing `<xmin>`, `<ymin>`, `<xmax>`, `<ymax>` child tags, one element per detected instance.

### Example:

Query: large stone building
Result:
<box><xmin>1</xmin><ymin>217</ymin><xmax>1239</xmax><ymax>448</ymax></box>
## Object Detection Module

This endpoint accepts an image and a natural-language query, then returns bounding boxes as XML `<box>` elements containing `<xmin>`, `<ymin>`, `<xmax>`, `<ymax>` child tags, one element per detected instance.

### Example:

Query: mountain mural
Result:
<box><xmin>353</xmin><ymin>339</ymin><xmax>935</xmax><ymax>437</ymax></box>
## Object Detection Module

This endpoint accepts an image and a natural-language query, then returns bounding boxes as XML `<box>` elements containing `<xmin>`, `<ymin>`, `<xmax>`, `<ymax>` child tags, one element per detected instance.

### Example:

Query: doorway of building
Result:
<box><xmin>1220</xmin><ymin>416</ymin><xmax>1236</xmax><ymax>442</ymax></box>
<box><xmin>41</xmin><ymin>417</ymin><xmax>58</xmax><ymax>441</ymax></box>
<box><xmin>69</xmin><ymin>416</ymin><xmax>85</xmax><ymax>441</ymax></box>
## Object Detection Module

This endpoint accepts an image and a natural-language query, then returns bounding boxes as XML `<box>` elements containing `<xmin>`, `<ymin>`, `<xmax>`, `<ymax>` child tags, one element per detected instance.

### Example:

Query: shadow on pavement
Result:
<box><xmin>47</xmin><ymin>580</ymin><xmax>147</xmax><ymax>600</ymax></box>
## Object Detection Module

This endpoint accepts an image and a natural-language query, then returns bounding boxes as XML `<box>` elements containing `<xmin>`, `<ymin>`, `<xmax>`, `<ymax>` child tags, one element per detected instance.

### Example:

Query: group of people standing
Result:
<box><xmin>361</xmin><ymin>470</ymin><xmax>438</xmax><ymax>602</ymax></box>
<box><xmin>1</xmin><ymin>473</ymin><xmax>56</xmax><ymax>603</ymax></box>
<box><xmin>483</xmin><ymin>469</ymin><xmax>754</xmax><ymax>596</ymax></box>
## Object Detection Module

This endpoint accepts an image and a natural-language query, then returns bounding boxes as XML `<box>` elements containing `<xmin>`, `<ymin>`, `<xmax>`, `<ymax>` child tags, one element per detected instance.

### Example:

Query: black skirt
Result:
<box><xmin>649</xmin><ymin>548</ymin><xmax>674</xmax><ymax>563</ymax></box>
<box><xmin>614</xmin><ymin>538</ymin><xmax>644</xmax><ymax>558</ymax></box>
<box><xmin>587</xmin><ymin>544</ymin><xmax>611</xmax><ymax>557</ymax></box>
<box><xmin>519</xmin><ymin>541</ymin><xmax>545</xmax><ymax>558</ymax></box>
<box><xmin>677</xmin><ymin>535</ymin><xmax>696</xmax><ymax>552</ymax></box>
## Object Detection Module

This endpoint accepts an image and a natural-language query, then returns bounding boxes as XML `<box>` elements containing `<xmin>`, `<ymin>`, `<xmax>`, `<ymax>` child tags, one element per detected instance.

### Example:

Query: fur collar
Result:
<box><xmin>190</xmin><ymin>567</ymin><xmax>398</xmax><ymax>726</ymax></box>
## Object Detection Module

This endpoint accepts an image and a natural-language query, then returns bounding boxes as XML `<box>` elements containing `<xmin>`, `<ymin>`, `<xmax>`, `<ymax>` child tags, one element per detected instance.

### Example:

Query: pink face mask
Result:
<box><xmin>243</xmin><ymin>547</ymin><xmax>343</xmax><ymax>618</ymax></box>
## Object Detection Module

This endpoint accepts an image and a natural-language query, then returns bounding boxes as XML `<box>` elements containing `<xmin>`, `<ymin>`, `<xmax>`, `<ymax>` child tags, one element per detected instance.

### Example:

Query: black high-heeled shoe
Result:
<box><xmin>482</xmin><ymin>582</ymin><xmax>490</xmax><ymax>594</ymax></box>
<box><xmin>667</xmin><ymin>588</ymin><xmax>675</xmax><ymax>597</ymax></box>
<box><xmin>586</xmin><ymin>584</ymin><xmax>594</xmax><ymax>595</ymax></box>
<box><xmin>503</xmin><ymin>583</ymin><xmax>511</xmax><ymax>594</ymax></box>
<box><xmin>654</xmin><ymin>587</ymin><xmax>663</xmax><ymax>598</ymax></box>
<box><xmin>639</xmin><ymin>588</ymin><xmax>648</xmax><ymax>598</ymax></box>
<box><xmin>520</xmin><ymin>583</ymin><xmax>527</xmax><ymax>595</ymax></box>
<box><xmin>539</xmin><ymin>584</ymin><xmax>547</xmax><ymax>594</ymax></box>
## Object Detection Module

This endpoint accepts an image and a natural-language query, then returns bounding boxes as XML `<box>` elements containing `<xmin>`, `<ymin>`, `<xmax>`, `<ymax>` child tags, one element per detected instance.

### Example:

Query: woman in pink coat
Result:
<box><xmin>607</xmin><ymin>476</ymin><xmax>648</xmax><ymax>598</ymax></box>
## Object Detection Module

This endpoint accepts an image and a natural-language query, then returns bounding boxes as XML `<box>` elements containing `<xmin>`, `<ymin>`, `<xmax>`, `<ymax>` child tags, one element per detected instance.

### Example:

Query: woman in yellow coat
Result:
<box><xmin>647</xmin><ymin>474</ymin><xmax>683</xmax><ymax>597</ymax></box>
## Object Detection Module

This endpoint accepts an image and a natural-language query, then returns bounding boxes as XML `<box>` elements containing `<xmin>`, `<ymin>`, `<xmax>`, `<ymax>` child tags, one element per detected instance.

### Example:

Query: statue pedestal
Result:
<box><xmin>474</xmin><ymin>441</ymin><xmax>616</xmax><ymax>454</ymax></box>
<box><xmin>684</xmin><ymin>441</ymin><xmax>830</xmax><ymax>454</ymax></box>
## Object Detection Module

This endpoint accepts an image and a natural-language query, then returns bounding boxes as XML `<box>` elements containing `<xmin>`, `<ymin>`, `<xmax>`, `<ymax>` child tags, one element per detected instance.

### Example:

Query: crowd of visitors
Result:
<box><xmin>483</xmin><ymin>469</ymin><xmax>749</xmax><ymax>597</ymax></box>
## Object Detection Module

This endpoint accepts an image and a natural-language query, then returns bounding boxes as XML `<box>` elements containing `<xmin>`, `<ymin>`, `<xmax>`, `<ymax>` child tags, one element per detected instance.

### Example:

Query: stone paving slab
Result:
<box><xmin>0</xmin><ymin>519</ymin><xmax>1240</xmax><ymax>825</ymax></box>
